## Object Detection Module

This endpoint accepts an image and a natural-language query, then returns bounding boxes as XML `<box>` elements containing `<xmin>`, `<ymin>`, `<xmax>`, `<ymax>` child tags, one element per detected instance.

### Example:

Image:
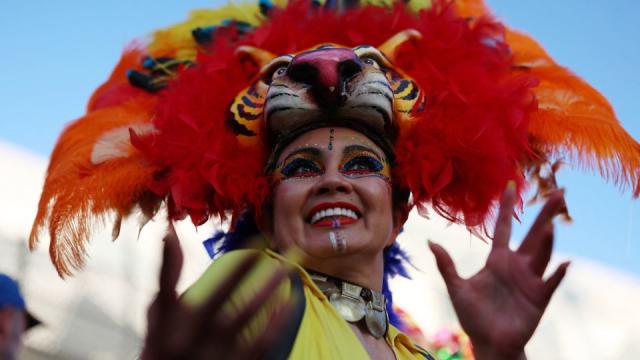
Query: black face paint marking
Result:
<box><xmin>328</xmin><ymin>128</ymin><xmax>335</xmax><ymax>151</ymax></box>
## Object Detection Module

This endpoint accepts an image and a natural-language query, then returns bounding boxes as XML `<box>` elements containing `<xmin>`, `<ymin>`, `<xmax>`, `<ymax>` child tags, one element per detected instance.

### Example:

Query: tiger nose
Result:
<box><xmin>287</xmin><ymin>48</ymin><xmax>363</xmax><ymax>95</ymax></box>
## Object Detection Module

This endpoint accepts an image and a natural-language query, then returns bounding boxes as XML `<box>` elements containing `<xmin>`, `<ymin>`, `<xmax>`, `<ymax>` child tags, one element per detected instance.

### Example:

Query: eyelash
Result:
<box><xmin>278</xmin><ymin>155</ymin><xmax>386</xmax><ymax>180</ymax></box>
<box><xmin>341</xmin><ymin>156</ymin><xmax>384</xmax><ymax>176</ymax></box>
<box><xmin>281</xmin><ymin>158</ymin><xmax>322</xmax><ymax>178</ymax></box>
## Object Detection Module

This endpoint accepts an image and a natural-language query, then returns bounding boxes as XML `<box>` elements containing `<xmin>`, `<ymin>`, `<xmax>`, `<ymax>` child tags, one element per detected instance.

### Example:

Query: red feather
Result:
<box><xmin>133</xmin><ymin>1</ymin><xmax>539</xmax><ymax>231</ymax></box>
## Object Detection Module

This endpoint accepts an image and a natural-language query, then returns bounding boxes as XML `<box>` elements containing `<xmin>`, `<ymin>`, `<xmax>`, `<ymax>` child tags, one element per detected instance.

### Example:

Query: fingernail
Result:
<box><xmin>507</xmin><ymin>180</ymin><xmax>516</xmax><ymax>190</ymax></box>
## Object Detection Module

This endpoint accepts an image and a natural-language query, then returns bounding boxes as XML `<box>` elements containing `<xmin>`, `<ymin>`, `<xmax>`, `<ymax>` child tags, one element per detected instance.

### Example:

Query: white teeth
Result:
<box><xmin>310</xmin><ymin>207</ymin><xmax>359</xmax><ymax>224</ymax></box>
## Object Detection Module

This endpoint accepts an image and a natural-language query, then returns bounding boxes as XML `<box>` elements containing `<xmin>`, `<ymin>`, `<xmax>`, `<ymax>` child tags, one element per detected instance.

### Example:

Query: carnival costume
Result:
<box><xmin>30</xmin><ymin>0</ymin><xmax>640</xmax><ymax>358</ymax></box>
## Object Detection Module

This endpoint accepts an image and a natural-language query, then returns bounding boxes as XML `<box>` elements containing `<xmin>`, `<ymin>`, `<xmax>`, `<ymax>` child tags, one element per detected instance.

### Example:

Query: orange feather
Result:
<box><xmin>29</xmin><ymin>98</ymin><xmax>160</xmax><ymax>277</ymax></box>
<box><xmin>507</xmin><ymin>30</ymin><xmax>640</xmax><ymax>195</ymax></box>
<box><xmin>453</xmin><ymin>0</ymin><xmax>491</xmax><ymax>18</ymax></box>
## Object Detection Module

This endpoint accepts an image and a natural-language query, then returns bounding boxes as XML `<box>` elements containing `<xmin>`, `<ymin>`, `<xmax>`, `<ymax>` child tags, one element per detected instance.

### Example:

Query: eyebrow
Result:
<box><xmin>281</xmin><ymin>146</ymin><xmax>322</xmax><ymax>163</ymax></box>
<box><xmin>343</xmin><ymin>144</ymin><xmax>384</xmax><ymax>161</ymax></box>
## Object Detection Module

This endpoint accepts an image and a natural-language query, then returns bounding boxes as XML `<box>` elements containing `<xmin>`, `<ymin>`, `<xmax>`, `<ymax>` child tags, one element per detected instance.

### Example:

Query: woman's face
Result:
<box><xmin>269</xmin><ymin>127</ymin><xmax>402</xmax><ymax>259</ymax></box>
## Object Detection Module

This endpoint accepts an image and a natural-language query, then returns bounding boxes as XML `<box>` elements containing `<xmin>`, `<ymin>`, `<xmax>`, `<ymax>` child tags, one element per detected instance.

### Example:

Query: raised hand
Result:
<box><xmin>141</xmin><ymin>229</ymin><xmax>293</xmax><ymax>360</ymax></box>
<box><xmin>429</xmin><ymin>184</ymin><xmax>570</xmax><ymax>360</ymax></box>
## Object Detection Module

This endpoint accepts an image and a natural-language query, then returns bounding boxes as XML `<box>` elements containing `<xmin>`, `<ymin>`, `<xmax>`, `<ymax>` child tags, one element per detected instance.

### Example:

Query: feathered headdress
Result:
<box><xmin>30</xmin><ymin>0</ymin><xmax>640</xmax><ymax>277</ymax></box>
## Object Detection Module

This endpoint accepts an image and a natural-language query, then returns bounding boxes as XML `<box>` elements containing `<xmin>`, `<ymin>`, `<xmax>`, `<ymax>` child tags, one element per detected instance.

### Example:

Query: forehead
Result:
<box><xmin>279</xmin><ymin>127</ymin><xmax>383</xmax><ymax>156</ymax></box>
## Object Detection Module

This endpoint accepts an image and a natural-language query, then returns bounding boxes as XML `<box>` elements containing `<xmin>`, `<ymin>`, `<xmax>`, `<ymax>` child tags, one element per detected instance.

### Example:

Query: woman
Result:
<box><xmin>29</xmin><ymin>0</ymin><xmax>640</xmax><ymax>358</ymax></box>
<box><xmin>142</xmin><ymin>126</ymin><xmax>568</xmax><ymax>359</ymax></box>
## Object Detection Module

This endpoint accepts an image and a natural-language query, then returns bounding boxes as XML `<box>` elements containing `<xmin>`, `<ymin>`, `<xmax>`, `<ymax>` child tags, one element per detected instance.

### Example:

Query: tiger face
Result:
<box><xmin>229</xmin><ymin>30</ymin><xmax>423</xmax><ymax>146</ymax></box>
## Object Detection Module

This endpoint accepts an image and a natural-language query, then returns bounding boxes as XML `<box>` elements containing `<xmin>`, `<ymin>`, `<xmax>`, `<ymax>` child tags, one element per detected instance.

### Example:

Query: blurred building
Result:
<box><xmin>1</xmin><ymin>140</ymin><xmax>639</xmax><ymax>359</ymax></box>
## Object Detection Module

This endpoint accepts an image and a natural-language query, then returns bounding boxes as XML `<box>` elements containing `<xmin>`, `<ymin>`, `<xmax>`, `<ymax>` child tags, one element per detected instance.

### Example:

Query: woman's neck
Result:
<box><xmin>302</xmin><ymin>251</ymin><xmax>385</xmax><ymax>291</ymax></box>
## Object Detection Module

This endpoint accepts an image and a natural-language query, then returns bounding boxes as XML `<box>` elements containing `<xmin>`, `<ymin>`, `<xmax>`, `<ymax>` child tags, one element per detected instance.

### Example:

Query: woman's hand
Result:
<box><xmin>429</xmin><ymin>184</ymin><xmax>570</xmax><ymax>360</ymax></box>
<box><xmin>141</xmin><ymin>229</ymin><xmax>293</xmax><ymax>360</ymax></box>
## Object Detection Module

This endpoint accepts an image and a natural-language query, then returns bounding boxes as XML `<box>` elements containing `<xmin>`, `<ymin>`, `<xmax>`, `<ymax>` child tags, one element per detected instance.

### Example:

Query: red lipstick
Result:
<box><xmin>307</xmin><ymin>202</ymin><xmax>361</xmax><ymax>227</ymax></box>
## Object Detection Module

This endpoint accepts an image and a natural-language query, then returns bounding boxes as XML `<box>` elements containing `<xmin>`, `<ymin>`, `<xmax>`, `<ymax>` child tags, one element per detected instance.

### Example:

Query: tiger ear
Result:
<box><xmin>235</xmin><ymin>46</ymin><xmax>277</xmax><ymax>70</ymax></box>
<box><xmin>378</xmin><ymin>29</ymin><xmax>422</xmax><ymax>63</ymax></box>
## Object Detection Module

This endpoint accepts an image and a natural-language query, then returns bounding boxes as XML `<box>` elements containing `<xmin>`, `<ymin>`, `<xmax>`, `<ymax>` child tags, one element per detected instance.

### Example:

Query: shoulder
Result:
<box><xmin>182</xmin><ymin>249</ymin><xmax>285</xmax><ymax>306</ymax></box>
<box><xmin>181</xmin><ymin>249</ymin><xmax>307</xmax><ymax>359</ymax></box>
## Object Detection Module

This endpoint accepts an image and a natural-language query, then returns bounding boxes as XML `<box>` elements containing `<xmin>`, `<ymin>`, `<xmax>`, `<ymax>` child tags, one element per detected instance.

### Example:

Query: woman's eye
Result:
<box><xmin>342</xmin><ymin>156</ymin><xmax>383</xmax><ymax>175</ymax></box>
<box><xmin>281</xmin><ymin>158</ymin><xmax>322</xmax><ymax>178</ymax></box>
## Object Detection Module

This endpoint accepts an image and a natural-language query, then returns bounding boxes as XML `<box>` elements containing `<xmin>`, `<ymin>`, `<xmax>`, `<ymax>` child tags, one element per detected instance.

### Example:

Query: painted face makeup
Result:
<box><xmin>272</xmin><ymin>147</ymin><xmax>323</xmax><ymax>185</ymax></box>
<box><xmin>272</xmin><ymin>143</ymin><xmax>391</xmax><ymax>185</ymax></box>
<box><xmin>330</xmin><ymin>218</ymin><xmax>347</xmax><ymax>253</ymax></box>
<box><xmin>270</xmin><ymin>127</ymin><xmax>397</xmax><ymax>261</ymax></box>
<box><xmin>329</xmin><ymin>231</ymin><xmax>347</xmax><ymax>253</ymax></box>
<box><xmin>328</xmin><ymin>128</ymin><xmax>335</xmax><ymax>151</ymax></box>
<box><xmin>335</xmin><ymin>135</ymin><xmax>378</xmax><ymax>150</ymax></box>
<box><xmin>339</xmin><ymin>145</ymin><xmax>391</xmax><ymax>183</ymax></box>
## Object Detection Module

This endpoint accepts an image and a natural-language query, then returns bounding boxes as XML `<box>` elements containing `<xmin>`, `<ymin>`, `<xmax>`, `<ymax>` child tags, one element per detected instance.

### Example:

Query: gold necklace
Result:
<box><xmin>308</xmin><ymin>271</ymin><xmax>388</xmax><ymax>339</ymax></box>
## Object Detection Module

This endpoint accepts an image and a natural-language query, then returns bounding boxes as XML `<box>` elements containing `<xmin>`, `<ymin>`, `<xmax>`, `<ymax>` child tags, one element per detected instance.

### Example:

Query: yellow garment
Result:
<box><xmin>183</xmin><ymin>249</ymin><xmax>435</xmax><ymax>359</ymax></box>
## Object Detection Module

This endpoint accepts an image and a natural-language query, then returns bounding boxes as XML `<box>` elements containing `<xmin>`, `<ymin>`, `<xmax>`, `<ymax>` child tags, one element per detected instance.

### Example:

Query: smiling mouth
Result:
<box><xmin>308</xmin><ymin>205</ymin><xmax>361</xmax><ymax>227</ymax></box>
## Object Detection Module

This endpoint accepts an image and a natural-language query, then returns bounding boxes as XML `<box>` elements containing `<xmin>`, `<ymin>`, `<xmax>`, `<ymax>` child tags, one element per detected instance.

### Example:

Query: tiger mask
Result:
<box><xmin>230</xmin><ymin>30</ymin><xmax>424</xmax><ymax>147</ymax></box>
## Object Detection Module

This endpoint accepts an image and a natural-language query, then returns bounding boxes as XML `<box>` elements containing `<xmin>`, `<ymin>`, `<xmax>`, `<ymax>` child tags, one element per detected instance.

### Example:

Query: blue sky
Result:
<box><xmin>1</xmin><ymin>1</ymin><xmax>638</xmax><ymax>275</ymax></box>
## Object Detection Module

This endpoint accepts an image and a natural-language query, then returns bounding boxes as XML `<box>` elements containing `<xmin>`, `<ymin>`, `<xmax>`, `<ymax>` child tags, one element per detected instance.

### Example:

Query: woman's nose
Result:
<box><xmin>313</xmin><ymin>168</ymin><xmax>353</xmax><ymax>195</ymax></box>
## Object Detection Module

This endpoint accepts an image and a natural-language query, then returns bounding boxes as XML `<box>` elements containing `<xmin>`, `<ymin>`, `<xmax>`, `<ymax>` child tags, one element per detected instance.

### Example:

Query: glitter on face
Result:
<box><xmin>272</xmin><ymin>143</ymin><xmax>391</xmax><ymax>186</ymax></box>
<box><xmin>329</xmin><ymin>231</ymin><xmax>338</xmax><ymax>250</ymax></box>
<box><xmin>272</xmin><ymin>147</ymin><xmax>323</xmax><ymax>185</ymax></box>
<box><xmin>271</xmin><ymin>133</ymin><xmax>392</xmax><ymax>190</ymax></box>
<box><xmin>328</xmin><ymin>217</ymin><xmax>347</xmax><ymax>253</ymax></box>
<box><xmin>328</xmin><ymin>128</ymin><xmax>335</xmax><ymax>151</ymax></box>
<box><xmin>339</xmin><ymin>145</ymin><xmax>391</xmax><ymax>183</ymax></box>
<box><xmin>335</xmin><ymin>231</ymin><xmax>346</xmax><ymax>253</ymax></box>
<box><xmin>329</xmin><ymin>230</ymin><xmax>347</xmax><ymax>253</ymax></box>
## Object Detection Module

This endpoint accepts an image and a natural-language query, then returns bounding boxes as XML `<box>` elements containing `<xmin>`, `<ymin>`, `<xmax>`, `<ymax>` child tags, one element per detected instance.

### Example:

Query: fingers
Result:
<box><xmin>158</xmin><ymin>226</ymin><xmax>183</xmax><ymax>302</ymax></box>
<box><xmin>241</xmin><ymin>302</ymin><xmax>295</xmax><ymax>360</ymax></box>
<box><xmin>429</xmin><ymin>240</ymin><xmax>461</xmax><ymax>288</ymax></box>
<box><xmin>225</xmin><ymin>268</ymin><xmax>289</xmax><ymax>335</ymax></box>
<box><xmin>542</xmin><ymin>261</ymin><xmax>570</xmax><ymax>307</ymax></box>
<box><xmin>194</xmin><ymin>253</ymin><xmax>261</xmax><ymax>329</ymax></box>
<box><xmin>143</xmin><ymin>227</ymin><xmax>184</xmax><ymax>359</ymax></box>
<box><xmin>529</xmin><ymin>222</ymin><xmax>554</xmax><ymax>276</ymax></box>
<box><xmin>518</xmin><ymin>190</ymin><xmax>564</xmax><ymax>253</ymax></box>
<box><xmin>492</xmin><ymin>182</ymin><xmax>517</xmax><ymax>249</ymax></box>
<box><xmin>192</xmin><ymin>257</ymin><xmax>292</xmax><ymax>352</ymax></box>
<box><xmin>517</xmin><ymin>191</ymin><xmax>565</xmax><ymax>276</ymax></box>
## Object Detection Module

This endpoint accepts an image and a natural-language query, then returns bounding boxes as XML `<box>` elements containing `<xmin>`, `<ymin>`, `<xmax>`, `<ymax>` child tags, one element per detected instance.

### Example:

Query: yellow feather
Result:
<box><xmin>147</xmin><ymin>2</ymin><xmax>265</xmax><ymax>59</ymax></box>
